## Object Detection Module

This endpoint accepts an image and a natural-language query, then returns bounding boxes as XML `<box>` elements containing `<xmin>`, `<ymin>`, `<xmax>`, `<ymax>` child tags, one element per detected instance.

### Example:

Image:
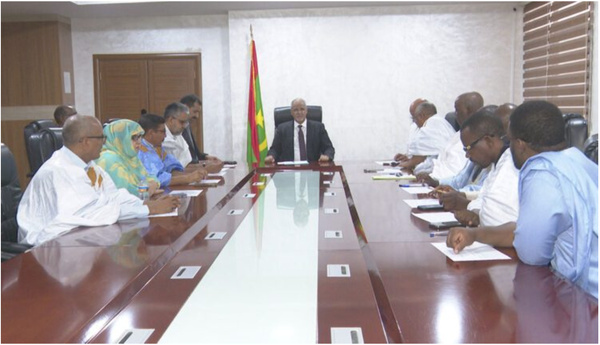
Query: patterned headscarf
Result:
<box><xmin>96</xmin><ymin>119</ymin><xmax>158</xmax><ymax>195</ymax></box>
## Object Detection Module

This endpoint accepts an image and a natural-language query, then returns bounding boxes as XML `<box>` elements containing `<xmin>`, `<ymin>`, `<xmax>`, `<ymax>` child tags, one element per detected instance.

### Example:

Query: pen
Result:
<box><xmin>399</xmin><ymin>183</ymin><xmax>426</xmax><ymax>187</ymax></box>
<box><xmin>429</xmin><ymin>230</ymin><xmax>449</xmax><ymax>237</ymax></box>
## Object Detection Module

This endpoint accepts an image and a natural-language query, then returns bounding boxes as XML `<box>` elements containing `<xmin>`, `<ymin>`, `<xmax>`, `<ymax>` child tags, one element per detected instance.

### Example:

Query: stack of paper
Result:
<box><xmin>372</xmin><ymin>174</ymin><xmax>416</xmax><ymax>181</ymax></box>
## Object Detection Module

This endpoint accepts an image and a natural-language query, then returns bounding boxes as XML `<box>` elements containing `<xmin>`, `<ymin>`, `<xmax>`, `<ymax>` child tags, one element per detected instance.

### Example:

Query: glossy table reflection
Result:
<box><xmin>2</xmin><ymin>161</ymin><xmax>597</xmax><ymax>344</ymax></box>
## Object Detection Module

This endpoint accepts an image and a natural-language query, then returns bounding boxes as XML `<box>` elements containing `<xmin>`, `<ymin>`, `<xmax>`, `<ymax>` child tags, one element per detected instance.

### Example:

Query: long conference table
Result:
<box><xmin>2</xmin><ymin>161</ymin><xmax>598</xmax><ymax>343</ymax></box>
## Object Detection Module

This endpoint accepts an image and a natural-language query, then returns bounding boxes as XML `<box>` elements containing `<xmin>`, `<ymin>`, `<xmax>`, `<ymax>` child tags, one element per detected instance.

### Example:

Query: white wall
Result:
<box><xmin>70</xmin><ymin>2</ymin><xmax>523</xmax><ymax>162</ymax></box>
<box><xmin>71</xmin><ymin>15</ymin><xmax>232</xmax><ymax>157</ymax></box>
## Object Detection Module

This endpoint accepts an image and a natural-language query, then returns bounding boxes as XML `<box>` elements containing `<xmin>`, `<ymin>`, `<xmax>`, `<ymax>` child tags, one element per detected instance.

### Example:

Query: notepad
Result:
<box><xmin>149</xmin><ymin>208</ymin><xmax>178</xmax><ymax>218</ymax></box>
<box><xmin>411</xmin><ymin>211</ymin><xmax>457</xmax><ymax>223</ymax></box>
<box><xmin>431</xmin><ymin>242</ymin><xmax>511</xmax><ymax>261</ymax></box>
<box><xmin>403</xmin><ymin>198</ymin><xmax>441</xmax><ymax>208</ymax></box>
<box><xmin>170</xmin><ymin>190</ymin><xmax>203</xmax><ymax>197</ymax></box>
<box><xmin>401</xmin><ymin>186</ymin><xmax>432</xmax><ymax>194</ymax></box>
<box><xmin>372</xmin><ymin>175</ymin><xmax>416</xmax><ymax>181</ymax></box>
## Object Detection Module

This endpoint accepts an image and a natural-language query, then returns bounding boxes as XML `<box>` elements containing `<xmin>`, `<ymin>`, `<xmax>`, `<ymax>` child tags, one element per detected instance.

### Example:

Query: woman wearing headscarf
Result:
<box><xmin>97</xmin><ymin>119</ymin><xmax>160</xmax><ymax>196</ymax></box>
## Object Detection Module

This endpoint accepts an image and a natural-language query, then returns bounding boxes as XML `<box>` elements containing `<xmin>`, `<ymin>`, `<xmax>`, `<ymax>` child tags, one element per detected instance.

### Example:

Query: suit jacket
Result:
<box><xmin>182</xmin><ymin>127</ymin><xmax>208</xmax><ymax>163</ymax></box>
<box><xmin>267</xmin><ymin>120</ymin><xmax>335</xmax><ymax>162</ymax></box>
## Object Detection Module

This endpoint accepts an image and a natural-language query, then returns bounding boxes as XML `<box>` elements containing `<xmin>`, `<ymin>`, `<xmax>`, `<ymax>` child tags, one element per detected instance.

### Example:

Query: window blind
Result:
<box><xmin>523</xmin><ymin>1</ymin><xmax>594</xmax><ymax>119</ymax></box>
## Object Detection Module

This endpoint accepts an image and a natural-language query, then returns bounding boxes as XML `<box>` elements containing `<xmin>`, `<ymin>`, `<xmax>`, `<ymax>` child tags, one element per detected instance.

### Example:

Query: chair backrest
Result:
<box><xmin>583</xmin><ymin>133</ymin><xmax>598</xmax><ymax>164</ymax></box>
<box><xmin>563</xmin><ymin>113</ymin><xmax>588</xmax><ymax>151</ymax></box>
<box><xmin>26</xmin><ymin>127</ymin><xmax>63</xmax><ymax>176</ymax></box>
<box><xmin>1</xmin><ymin>144</ymin><xmax>22</xmax><ymax>243</ymax></box>
<box><xmin>274</xmin><ymin>106</ymin><xmax>323</xmax><ymax>128</ymax></box>
<box><xmin>24</xmin><ymin>120</ymin><xmax>59</xmax><ymax>176</ymax></box>
<box><xmin>445</xmin><ymin>111</ymin><xmax>460</xmax><ymax>132</ymax></box>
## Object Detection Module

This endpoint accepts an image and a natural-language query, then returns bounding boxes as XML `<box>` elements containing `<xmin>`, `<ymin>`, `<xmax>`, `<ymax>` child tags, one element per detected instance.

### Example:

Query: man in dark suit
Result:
<box><xmin>265</xmin><ymin>98</ymin><xmax>335</xmax><ymax>163</ymax></box>
<box><xmin>179</xmin><ymin>94</ymin><xmax>222</xmax><ymax>164</ymax></box>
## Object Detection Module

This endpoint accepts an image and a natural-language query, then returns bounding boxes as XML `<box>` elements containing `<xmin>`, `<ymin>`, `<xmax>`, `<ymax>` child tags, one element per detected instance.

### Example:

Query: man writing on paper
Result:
<box><xmin>137</xmin><ymin>113</ymin><xmax>207</xmax><ymax>187</ymax></box>
<box><xmin>446</xmin><ymin>101</ymin><xmax>598</xmax><ymax>299</ymax></box>
<box><xmin>446</xmin><ymin>107</ymin><xmax>520</xmax><ymax>226</ymax></box>
<box><xmin>398</xmin><ymin>102</ymin><xmax>456</xmax><ymax>174</ymax></box>
<box><xmin>17</xmin><ymin>115</ymin><xmax>180</xmax><ymax>246</ymax></box>
<box><xmin>265</xmin><ymin>98</ymin><xmax>335</xmax><ymax>164</ymax></box>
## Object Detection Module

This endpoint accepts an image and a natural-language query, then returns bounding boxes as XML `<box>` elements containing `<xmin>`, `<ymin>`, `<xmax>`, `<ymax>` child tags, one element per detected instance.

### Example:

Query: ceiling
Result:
<box><xmin>1</xmin><ymin>1</ymin><xmax>447</xmax><ymax>20</ymax></box>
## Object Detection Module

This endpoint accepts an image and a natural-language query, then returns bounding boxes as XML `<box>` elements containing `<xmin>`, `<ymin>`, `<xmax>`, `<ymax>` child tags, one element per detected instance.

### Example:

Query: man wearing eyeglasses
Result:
<box><xmin>450</xmin><ymin>107</ymin><xmax>519</xmax><ymax>227</ymax></box>
<box><xmin>17</xmin><ymin>114</ymin><xmax>181</xmax><ymax>246</ymax></box>
<box><xmin>162</xmin><ymin>102</ymin><xmax>222</xmax><ymax>173</ymax></box>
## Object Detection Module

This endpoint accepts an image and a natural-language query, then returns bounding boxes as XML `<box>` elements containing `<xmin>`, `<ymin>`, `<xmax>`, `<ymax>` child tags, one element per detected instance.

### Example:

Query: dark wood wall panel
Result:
<box><xmin>1</xmin><ymin>22</ymin><xmax>63</xmax><ymax>106</ymax></box>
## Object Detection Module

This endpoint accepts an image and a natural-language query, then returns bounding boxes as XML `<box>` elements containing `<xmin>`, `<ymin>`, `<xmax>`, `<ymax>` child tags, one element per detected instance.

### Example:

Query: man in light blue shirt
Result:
<box><xmin>138</xmin><ymin>113</ymin><xmax>206</xmax><ymax>187</ymax></box>
<box><xmin>447</xmin><ymin>100</ymin><xmax>598</xmax><ymax>299</ymax></box>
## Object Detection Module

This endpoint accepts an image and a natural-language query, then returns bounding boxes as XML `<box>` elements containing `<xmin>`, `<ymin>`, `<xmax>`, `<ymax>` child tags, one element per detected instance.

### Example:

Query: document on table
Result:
<box><xmin>372</xmin><ymin>175</ymin><xmax>416</xmax><ymax>181</ymax></box>
<box><xmin>375</xmin><ymin>160</ymin><xmax>395</xmax><ymax>166</ymax></box>
<box><xmin>431</xmin><ymin>242</ymin><xmax>511</xmax><ymax>261</ymax></box>
<box><xmin>401</xmin><ymin>186</ymin><xmax>432</xmax><ymax>194</ymax></box>
<box><xmin>403</xmin><ymin>198</ymin><xmax>441</xmax><ymax>208</ymax></box>
<box><xmin>208</xmin><ymin>171</ymin><xmax>227</xmax><ymax>177</ymax></box>
<box><xmin>170</xmin><ymin>190</ymin><xmax>203</xmax><ymax>197</ymax></box>
<box><xmin>149</xmin><ymin>208</ymin><xmax>178</xmax><ymax>218</ymax></box>
<box><xmin>191</xmin><ymin>179</ymin><xmax>221</xmax><ymax>186</ymax></box>
<box><xmin>411</xmin><ymin>212</ymin><xmax>457</xmax><ymax>223</ymax></box>
<box><xmin>277</xmin><ymin>160</ymin><xmax>309</xmax><ymax>165</ymax></box>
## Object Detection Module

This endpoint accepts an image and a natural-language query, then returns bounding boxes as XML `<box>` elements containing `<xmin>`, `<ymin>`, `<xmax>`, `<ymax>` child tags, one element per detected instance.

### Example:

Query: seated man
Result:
<box><xmin>17</xmin><ymin>114</ymin><xmax>180</xmax><ymax>246</ymax></box>
<box><xmin>447</xmin><ymin>100</ymin><xmax>598</xmax><ymax>299</ymax></box>
<box><xmin>137</xmin><ymin>113</ymin><xmax>207</xmax><ymax>187</ymax></box>
<box><xmin>449</xmin><ymin>107</ymin><xmax>519</xmax><ymax>227</ymax></box>
<box><xmin>399</xmin><ymin>102</ymin><xmax>456</xmax><ymax>173</ymax></box>
<box><xmin>416</xmin><ymin>92</ymin><xmax>483</xmax><ymax>184</ymax></box>
<box><xmin>162</xmin><ymin>102</ymin><xmax>223</xmax><ymax>173</ymax></box>
<box><xmin>179</xmin><ymin>94</ymin><xmax>223</xmax><ymax>164</ymax></box>
<box><xmin>265</xmin><ymin>98</ymin><xmax>335</xmax><ymax>163</ymax></box>
<box><xmin>53</xmin><ymin>105</ymin><xmax>77</xmax><ymax>126</ymax></box>
<box><xmin>426</xmin><ymin>104</ymin><xmax>516</xmax><ymax>209</ymax></box>
<box><xmin>394</xmin><ymin>98</ymin><xmax>427</xmax><ymax>162</ymax></box>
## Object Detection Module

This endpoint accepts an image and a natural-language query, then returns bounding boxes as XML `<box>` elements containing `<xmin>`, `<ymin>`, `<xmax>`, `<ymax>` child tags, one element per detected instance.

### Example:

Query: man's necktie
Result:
<box><xmin>298</xmin><ymin>125</ymin><xmax>307</xmax><ymax>161</ymax></box>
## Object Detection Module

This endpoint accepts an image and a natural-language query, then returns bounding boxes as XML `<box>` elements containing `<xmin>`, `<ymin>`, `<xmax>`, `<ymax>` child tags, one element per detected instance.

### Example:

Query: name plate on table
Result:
<box><xmin>327</xmin><ymin>264</ymin><xmax>351</xmax><ymax>277</ymax></box>
<box><xmin>171</xmin><ymin>266</ymin><xmax>202</xmax><ymax>280</ymax></box>
<box><xmin>324</xmin><ymin>231</ymin><xmax>343</xmax><ymax>239</ymax></box>
<box><xmin>116</xmin><ymin>329</ymin><xmax>154</xmax><ymax>344</ymax></box>
<box><xmin>331</xmin><ymin>327</ymin><xmax>364</xmax><ymax>344</ymax></box>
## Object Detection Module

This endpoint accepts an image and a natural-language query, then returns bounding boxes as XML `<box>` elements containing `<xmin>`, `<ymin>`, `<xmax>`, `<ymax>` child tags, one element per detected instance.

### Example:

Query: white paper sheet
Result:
<box><xmin>403</xmin><ymin>198</ymin><xmax>441</xmax><ymax>208</ymax></box>
<box><xmin>194</xmin><ymin>179</ymin><xmax>220</xmax><ymax>185</ymax></box>
<box><xmin>149</xmin><ymin>208</ymin><xmax>178</xmax><ymax>218</ymax></box>
<box><xmin>170</xmin><ymin>190</ymin><xmax>203</xmax><ymax>197</ymax></box>
<box><xmin>431</xmin><ymin>242</ymin><xmax>511</xmax><ymax>261</ymax></box>
<box><xmin>277</xmin><ymin>160</ymin><xmax>309</xmax><ymax>165</ymax></box>
<box><xmin>372</xmin><ymin>175</ymin><xmax>416</xmax><ymax>181</ymax></box>
<box><xmin>208</xmin><ymin>171</ymin><xmax>227</xmax><ymax>177</ymax></box>
<box><xmin>401</xmin><ymin>186</ymin><xmax>433</xmax><ymax>194</ymax></box>
<box><xmin>411</xmin><ymin>212</ymin><xmax>457</xmax><ymax>223</ymax></box>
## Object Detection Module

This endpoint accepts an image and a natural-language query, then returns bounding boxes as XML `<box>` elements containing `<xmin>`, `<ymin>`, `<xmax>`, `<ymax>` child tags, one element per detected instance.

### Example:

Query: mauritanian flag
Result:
<box><xmin>246</xmin><ymin>36</ymin><xmax>268</xmax><ymax>165</ymax></box>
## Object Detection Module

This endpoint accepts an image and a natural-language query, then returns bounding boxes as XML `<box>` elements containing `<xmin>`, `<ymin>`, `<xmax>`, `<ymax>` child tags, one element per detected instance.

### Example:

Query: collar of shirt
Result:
<box><xmin>61</xmin><ymin>146</ymin><xmax>89</xmax><ymax>170</ymax></box>
<box><xmin>165</xmin><ymin>124</ymin><xmax>175</xmax><ymax>140</ymax></box>
<box><xmin>295</xmin><ymin>120</ymin><xmax>307</xmax><ymax>129</ymax></box>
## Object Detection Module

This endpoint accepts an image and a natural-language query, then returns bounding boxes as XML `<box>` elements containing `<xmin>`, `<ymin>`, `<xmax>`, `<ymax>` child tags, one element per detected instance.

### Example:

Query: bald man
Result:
<box><xmin>265</xmin><ymin>98</ymin><xmax>335</xmax><ymax>163</ymax></box>
<box><xmin>394</xmin><ymin>98</ymin><xmax>427</xmax><ymax>162</ymax></box>
<box><xmin>17</xmin><ymin>114</ymin><xmax>180</xmax><ymax>246</ymax></box>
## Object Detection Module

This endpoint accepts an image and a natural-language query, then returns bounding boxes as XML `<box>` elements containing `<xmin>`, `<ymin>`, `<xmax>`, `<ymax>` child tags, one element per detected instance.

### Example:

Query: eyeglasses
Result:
<box><xmin>463</xmin><ymin>134</ymin><xmax>492</xmax><ymax>152</ymax></box>
<box><xmin>86</xmin><ymin>135</ymin><xmax>107</xmax><ymax>143</ymax></box>
<box><xmin>131</xmin><ymin>133</ymin><xmax>143</xmax><ymax>142</ymax></box>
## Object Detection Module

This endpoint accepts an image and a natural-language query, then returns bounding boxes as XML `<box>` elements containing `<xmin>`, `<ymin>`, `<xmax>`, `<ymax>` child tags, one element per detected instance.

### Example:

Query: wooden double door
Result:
<box><xmin>93</xmin><ymin>53</ymin><xmax>203</xmax><ymax>151</ymax></box>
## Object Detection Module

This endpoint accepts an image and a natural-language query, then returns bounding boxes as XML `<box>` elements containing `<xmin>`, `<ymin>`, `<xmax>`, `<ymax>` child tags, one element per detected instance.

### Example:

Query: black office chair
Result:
<box><xmin>24</xmin><ymin>119</ymin><xmax>58</xmax><ymax>176</ymax></box>
<box><xmin>274</xmin><ymin>105</ymin><xmax>322</xmax><ymax>128</ymax></box>
<box><xmin>445</xmin><ymin>111</ymin><xmax>460</xmax><ymax>131</ymax></box>
<box><xmin>563</xmin><ymin>113</ymin><xmax>588</xmax><ymax>151</ymax></box>
<box><xmin>1</xmin><ymin>144</ymin><xmax>32</xmax><ymax>261</ymax></box>
<box><xmin>583</xmin><ymin>134</ymin><xmax>598</xmax><ymax>164</ymax></box>
<box><xmin>25</xmin><ymin>127</ymin><xmax>64</xmax><ymax>177</ymax></box>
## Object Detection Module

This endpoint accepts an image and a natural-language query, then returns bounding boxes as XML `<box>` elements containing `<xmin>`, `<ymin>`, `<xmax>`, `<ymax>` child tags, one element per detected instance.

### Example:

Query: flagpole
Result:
<box><xmin>250</xmin><ymin>25</ymin><xmax>253</xmax><ymax>40</ymax></box>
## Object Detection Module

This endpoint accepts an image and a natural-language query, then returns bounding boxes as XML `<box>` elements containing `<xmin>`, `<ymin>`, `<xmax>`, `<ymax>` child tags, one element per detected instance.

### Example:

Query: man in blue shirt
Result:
<box><xmin>138</xmin><ymin>114</ymin><xmax>207</xmax><ymax>187</ymax></box>
<box><xmin>447</xmin><ymin>100</ymin><xmax>598</xmax><ymax>299</ymax></box>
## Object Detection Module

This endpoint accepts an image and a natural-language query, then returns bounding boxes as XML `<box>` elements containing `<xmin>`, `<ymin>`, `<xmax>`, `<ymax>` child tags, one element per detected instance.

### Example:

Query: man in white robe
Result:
<box><xmin>17</xmin><ymin>115</ymin><xmax>180</xmax><ymax>246</ymax></box>
<box><xmin>419</xmin><ymin>92</ymin><xmax>484</xmax><ymax>182</ymax></box>
<box><xmin>394</xmin><ymin>98</ymin><xmax>426</xmax><ymax>162</ymax></box>
<box><xmin>399</xmin><ymin>102</ymin><xmax>456</xmax><ymax>174</ymax></box>
<box><xmin>447</xmin><ymin>108</ymin><xmax>519</xmax><ymax>227</ymax></box>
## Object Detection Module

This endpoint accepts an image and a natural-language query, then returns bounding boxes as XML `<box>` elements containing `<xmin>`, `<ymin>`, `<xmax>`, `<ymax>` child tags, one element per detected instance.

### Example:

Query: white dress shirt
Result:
<box><xmin>293</xmin><ymin>121</ymin><xmax>308</xmax><ymax>162</ymax></box>
<box><xmin>17</xmin><ymin>146</ymin><xmax>149</xmax><ymax>246</ymax></box>
<box><xmin>163</xmin><ymin>125</ymin><xmax>192</xmax><ymax>167</ymax></box>
<box><xmin>430</xmin><ymin>131</ymin><xmax>469</xmax><ymax>180</ymax></box>
<box><xmin>467</xmin><ymin>148</ymin><xmax>519</xmax><ymax>226</ymax></box>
